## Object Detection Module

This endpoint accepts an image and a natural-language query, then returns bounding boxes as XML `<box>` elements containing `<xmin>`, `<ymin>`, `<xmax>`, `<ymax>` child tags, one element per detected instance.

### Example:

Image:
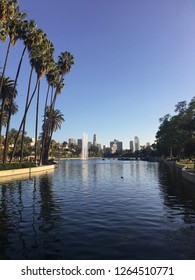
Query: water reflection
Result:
<box><xmin>82</xmin><ymin>161</ymin><xmax>88</xmax><ymax>186</ymax></box>
<box><xmin>158</xmin><ymin>163</ymin><xmax>195</xmax><ymax>224</ymax></box>
<box><xmin>0</xmin><ymin>159</ymin><xmax>195</xmax><ymax>260</ymax></box>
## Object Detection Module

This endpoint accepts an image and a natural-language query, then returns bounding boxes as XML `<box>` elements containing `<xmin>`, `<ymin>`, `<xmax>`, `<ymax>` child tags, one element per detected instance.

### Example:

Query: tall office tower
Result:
<box><xmin>110</xmin><ymin>139</ymin><xmax>123</xmax><ymax>152</ymax></box>
<box><xmin>130</xmin><ymin>140</ymin><xmax>134</xmax><ymax>152</ymax></box>
<box><xmin>134</xmin><ymin>136</ymin><xmax>140</xmax><ymax>151</ymax></box>
<box><xmin>88</xmin><ymin>142</ymin><xmax>92</xmax><ymax>149</ymax></box>
<box><xmin>117</xmin><ymin>141</ymin><xmax>123</xmax><ymax>151</ymax></box>
<box><xmin>97</xmin><ymin>143</ymin><xmax>101</xmax><ymax>151</ymax></box>
<box><xmin>93</xmin><ymin>134</ymin><xmax>97</xmax><ymax>146</ymax></box>
<box><xmin>77</xmin><ymin>139</ymin><xmax>82</xmax><ymax>148</ymax></box>
<box><xmin>69</xmin><ymin>138</ymin><xmax>75</xmax><ymax>145</ymax></box>
<box><xmin>110</xmin><ymin>139</ymin><xmax>117</xmax><ymax>149</ymax></box>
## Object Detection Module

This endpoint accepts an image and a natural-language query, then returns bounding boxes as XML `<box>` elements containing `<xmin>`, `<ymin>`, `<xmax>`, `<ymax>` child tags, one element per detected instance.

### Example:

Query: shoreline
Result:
<box><xmin>162</xmin><ymin>159</ymin><xmax>195</xmax><ymax>185</ymax></box>
<box><xmin>0</xmin><ymin>164</ymin><xmax>55</xmax><ymax>181</ymax></box>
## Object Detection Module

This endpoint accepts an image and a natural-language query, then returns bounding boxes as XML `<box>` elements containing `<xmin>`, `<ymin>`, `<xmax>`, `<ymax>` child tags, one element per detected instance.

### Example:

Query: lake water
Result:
<box><xmin>0</xmin><ymin>159</ymin><xmax>195</xmax><ymax>260</ymax></box>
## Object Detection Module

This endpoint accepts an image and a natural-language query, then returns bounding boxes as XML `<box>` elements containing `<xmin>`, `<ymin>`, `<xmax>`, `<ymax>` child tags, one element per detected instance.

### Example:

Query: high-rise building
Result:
<box><xmin>111</xmin><ymin>143</ymin><xmax>117</xmax><ymax>154</ymax></box>
<box><xmin>93</xmin><ymin>134</ymin><xmax>97</xmax><ymax>146</ymax></box>
<box><xmin>130</xmin><ymin>140</ymin><xmax>134</xmax><ymax>152</ymax></box>
<box><xmin>69</xmin><ymin>138</ymin><xmax>76</xmax><ymax>145</ymax></box>
<box><xmin>117</xmin><ymin>141</ymin><xmax>123</xmax><ymax>151</ymax></box>
<box><xmin>77</xmin><ymin>139</ymin><xmax>82</xmax><ymax>147</ymax></box>
<box><xmin>134</xmin><ymin>136</ymin><xmax>140</xmax><ymax>151</ymax></box>
<box><xmin>97</xmin><ymin>143</ymin><xmax>101</xmax><ymax>151</ymax></box>
<box><xmin>88</xmin><ymin>142</ymin><xmax>92</xmax><ymax>149</ymax></box>
<box><xmin>110</xmin><ymin>139</ymin><xmax>123</xmax><ymax>153</ymax></box>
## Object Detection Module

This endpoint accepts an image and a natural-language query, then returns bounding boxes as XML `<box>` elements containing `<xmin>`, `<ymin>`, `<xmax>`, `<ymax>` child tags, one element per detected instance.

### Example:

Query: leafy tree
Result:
<box><xmin>156</xmin><ymin>97</ymin><xmax>195</xmax><ymax>159</ymax></box>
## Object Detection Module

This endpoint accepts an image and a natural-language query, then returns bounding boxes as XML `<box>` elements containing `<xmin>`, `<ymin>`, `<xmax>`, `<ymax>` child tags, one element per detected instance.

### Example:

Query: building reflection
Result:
<box><xmin>82</xmin><ymin>161</ymin><xmax>88</xmax><ymax>187</ymax></box>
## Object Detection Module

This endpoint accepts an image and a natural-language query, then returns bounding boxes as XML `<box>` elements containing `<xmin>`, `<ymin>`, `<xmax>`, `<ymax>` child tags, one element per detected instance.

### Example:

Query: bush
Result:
<box><xmin>0</xmin><ymin>162</ymin><xmax>36</xmax><ymax>171</ymax></box>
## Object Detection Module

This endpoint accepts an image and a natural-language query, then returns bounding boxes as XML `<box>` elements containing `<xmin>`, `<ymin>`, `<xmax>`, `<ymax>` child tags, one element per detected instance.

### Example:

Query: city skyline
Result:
<box><xmin>65</xmin><ymin>134</ymin><xmax>148</xmax><ymax>151</ymax></box>
<box><xmin>1</xmin><ymin>0</ymin><xmax>195</xmax><ymax>150</ymax></box>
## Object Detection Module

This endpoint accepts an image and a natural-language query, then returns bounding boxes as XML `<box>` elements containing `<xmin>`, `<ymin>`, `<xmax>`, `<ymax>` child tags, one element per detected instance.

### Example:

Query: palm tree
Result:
<box><xmin>42</xmin><ymin>107</ymin><xmax>64</xmax><ymax>164</ymax></box>
<box><xmin>0</xmin><ymin>0</ymin><xmax>8</xmax><ymax>43</ymax></box>
<box><xmin>39</xmin><ymin>63</ymin><xmax>61</xmax><ymax>164</ymax></box>
<box><xmin>0</xmin><ymin>75</ymin><xmax>16</xmax><ymax>143</ymax></box>
<box><xmin>20</xmin><ymin>20</ymin><xmax>40</xmax><ymax>162</ymax></box>
<box><xmin>40</xmin><ymin>52</ymin><xmax>74</xmax><ymax>165</ymax></box>
<box><xmin>3</xmin><ymin>101</ymin><xmax>18</xmax><ymax>163</ymax></box>
<box><xmin>34</xmin><ymin>80</ymin><xmax>40</xmax><ymax>164</ymax></box>
<box><xmin>20</xmin><ymin>66</ymin><xmax>33</xmax><ymax>162</ymax></box>
<box><xmin>4</xmin><ymin>20</ymin><xmax>35</xmax><ymax>163</ymax></box>
<box><xmin>51</xmin><ymin>51</ymin><xmax>74</xmax><ymax>108</ymax></box>
<box><xmin>0</xmin><ymin>0</ymin><xmax>26</xmax><ymax>95</ymax></box>
<box><xmin>10</xmin><ymin>32</ymin><xmax>55</xmax><ymax>163</ymax></box>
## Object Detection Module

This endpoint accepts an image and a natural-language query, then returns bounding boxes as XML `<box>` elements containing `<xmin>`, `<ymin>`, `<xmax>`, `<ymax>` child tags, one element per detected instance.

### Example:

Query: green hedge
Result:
<box><xmin>0</xmin><ymin>162</ymin><xmax>36</xmax><ymax>171</ymax></box>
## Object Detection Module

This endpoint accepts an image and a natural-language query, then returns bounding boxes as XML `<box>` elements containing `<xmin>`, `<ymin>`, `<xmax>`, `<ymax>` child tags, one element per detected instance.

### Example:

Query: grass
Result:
<box><xmin>0</xmin><ymin>162</ymin><xmax>36</xmax><ymax>171</ymax></box>
<box><xmin>176</xmin><ymin>160</ymin><xmax>195</xmax><ymax>169</ymax></box>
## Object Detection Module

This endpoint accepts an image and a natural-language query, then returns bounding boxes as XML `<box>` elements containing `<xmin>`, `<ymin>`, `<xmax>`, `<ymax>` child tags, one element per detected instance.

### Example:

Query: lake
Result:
<box><xmin>0</xmin><ymin>159</ymin><xmax>195</xmax><ymax>260</ymax></box>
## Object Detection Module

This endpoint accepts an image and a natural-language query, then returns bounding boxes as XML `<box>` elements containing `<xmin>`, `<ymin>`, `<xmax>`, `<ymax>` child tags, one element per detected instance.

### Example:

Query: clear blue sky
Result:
<box><xmin>1</xmin><ymin>0</ymin><xmax>195</xmax><ymax>148</ymax></box>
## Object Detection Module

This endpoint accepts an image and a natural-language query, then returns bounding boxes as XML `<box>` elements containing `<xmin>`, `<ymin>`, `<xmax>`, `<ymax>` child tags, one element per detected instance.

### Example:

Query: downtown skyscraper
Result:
<box><xmin>134</xmin><ymin>136</ymin><xmax>140</xmax><ymax>151</ymax></box>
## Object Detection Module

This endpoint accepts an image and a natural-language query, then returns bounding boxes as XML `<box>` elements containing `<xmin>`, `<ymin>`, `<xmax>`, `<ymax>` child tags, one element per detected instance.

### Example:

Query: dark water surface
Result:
<box><xmin>0</xmin><ymin>159</ymin><xmax>195</xmax><ymax>260</ymax></box>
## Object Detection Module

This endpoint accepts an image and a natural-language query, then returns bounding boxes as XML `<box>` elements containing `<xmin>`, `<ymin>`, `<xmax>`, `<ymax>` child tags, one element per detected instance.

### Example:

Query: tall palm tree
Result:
<box><xmin>20</xmin><ymin>66</ymin><xmax>33</xmax><ymax>162</ymax></box>
<box><xmin>10</xmin><ymin>32</ymin><xmax>55</xmax><ymax>163</ymax></box>
<box><xmin>51</xmin><ymin>51</ymin><xmax>74</xmax><ymax>108</ymax></box>
<box><xmin>0</xmin><ymin>0</ymin><xmax>26</xmax><ymax>95</ymax></box>
<box><xmin>4</xmin><ymin>20</ymin><xmax>34</xmax><ymax>163</ymax></box>
<box><xmin>39</xmin><ymin>63</ymin><xmax>61</xmax><ymax>165</ymax></box>
<box><xmin>41</xmin><ymin>52</ymin><xmax>74</xmax><ymax>165</ymax></box>
<box><xmin>20</xmin><ymin>20</ymin><xmax>40</xmax><ymax>162</ymax></box>
<box><xmin>34</xmin><ymin>80</ymin><xmax>40</xmax><ymax>164</ymax></box>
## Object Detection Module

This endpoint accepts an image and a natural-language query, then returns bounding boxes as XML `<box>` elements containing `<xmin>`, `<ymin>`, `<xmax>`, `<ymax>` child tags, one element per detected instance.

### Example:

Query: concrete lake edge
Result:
<box><xmin>0</xmin><ymin>164</ymin><xmax>55</xmax><ymax>180</ymax></box>
<box><xmin>162</xmin><ymin>159</ymin><xmax>195</xmax><ymax>185</ymax></box>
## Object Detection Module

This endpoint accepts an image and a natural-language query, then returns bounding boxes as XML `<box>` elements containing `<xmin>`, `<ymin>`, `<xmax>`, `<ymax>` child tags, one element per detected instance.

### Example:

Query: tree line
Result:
<box><xmin>155</xmin><ymin>96</ymin><xmax>195</xmax><ymax>159</ymax></box>
<box><xmin>0</xmin><ymin>0</ymin><xmax>74</xmax><ymax>165</ymax></box>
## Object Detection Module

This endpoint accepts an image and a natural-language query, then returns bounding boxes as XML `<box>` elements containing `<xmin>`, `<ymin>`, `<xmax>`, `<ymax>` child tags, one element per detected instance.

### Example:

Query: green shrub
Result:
<box><xmin>0</xmin><ymin>162</ymin><xmax>36</xmax><ymax>171</ymax></box>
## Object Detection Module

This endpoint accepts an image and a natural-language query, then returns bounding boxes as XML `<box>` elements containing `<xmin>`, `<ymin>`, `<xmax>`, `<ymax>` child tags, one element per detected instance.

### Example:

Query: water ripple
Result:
<box><xmin>0</xmin><ymin>160</ymin><xmax>195</xmax><ymax>259</ymax></box>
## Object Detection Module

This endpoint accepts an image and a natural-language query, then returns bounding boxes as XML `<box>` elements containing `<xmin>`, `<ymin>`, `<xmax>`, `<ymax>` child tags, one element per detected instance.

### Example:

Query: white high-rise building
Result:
<box><xmin>134</xmin><ymin>136</ymin><xmax>140</xmax><ymax>151</ymax></box>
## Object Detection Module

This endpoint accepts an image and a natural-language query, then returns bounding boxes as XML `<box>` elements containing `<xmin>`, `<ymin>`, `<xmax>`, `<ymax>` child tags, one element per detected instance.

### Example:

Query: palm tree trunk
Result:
<box><xmin>0</xmin><ymin>98</ymin><xmax>6</xmax><ymax>145</ymax></box>
<box><xmin>50</xmin><ymin>86</ymin><xmax>54</xmax><ymax>106</ymax></box>
<box><xmin>51</xmin><ymin>75</ymin><xmax>63</xmax><ymax>109</ymax></box>
<box><xmin>35</xmin><ymin>80</ymin><xmax>40</xmax><ymax>164</ymax></box>
<box><xmin>20</xmin><ymin>66</ymin><xmax>33</xmax><ymax>162</ymax></box>
<box><xmin>0</xmin><ymin>38</ymin><xmax>12</xmax><ymax>94</ymax></box>
<box><xmin>0</xmin><ymin>39</ymin><xmax>12</xmax><ymax>142</ymax></box>
<box><xmin>39</xmin><ymin>84</ymin><xmax>50</xmax><ymax>166</ymax></box>
<box><xmin>3</xmin><ymin>46</ymin><xmax>27</xmax><ymax>163</ymax></box>
<box><xmin>9</xmin><ymin>76</ymin><xmax>40</xmax><ymax>163</ymax></box>
<box><xmin>170</xmin><ymin>147</ymin><xmax>173</xmax><ymax>159</ymax></box>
